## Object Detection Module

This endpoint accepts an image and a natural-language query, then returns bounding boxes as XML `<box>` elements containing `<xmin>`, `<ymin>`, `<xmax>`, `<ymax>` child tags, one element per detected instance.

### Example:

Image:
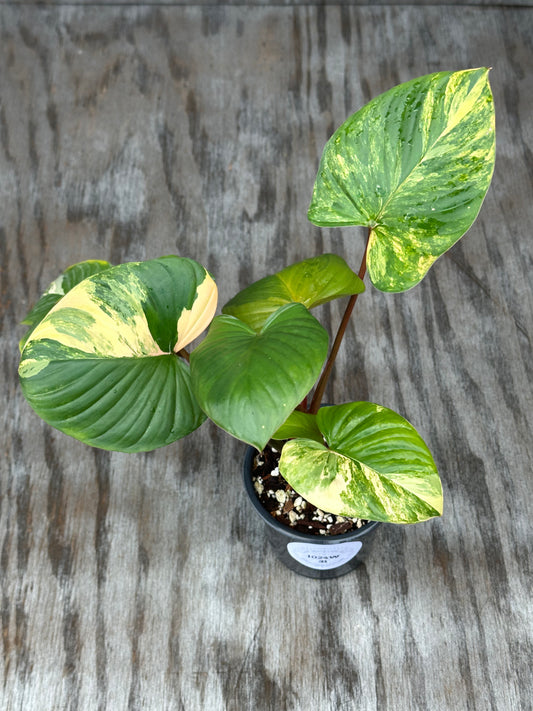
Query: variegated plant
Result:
<box><xmin>19</xmin><ymin>68</ymin><xmax>495</xmax><ymax>524</ymax></box>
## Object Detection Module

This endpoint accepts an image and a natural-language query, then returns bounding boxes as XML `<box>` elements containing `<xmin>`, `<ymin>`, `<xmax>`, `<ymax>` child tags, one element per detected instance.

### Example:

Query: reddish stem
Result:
<box><xmin>308</xmin><ymin>231</ymin><xmax>370</xmax><ymax>414</ymax></box>
<box><xmin>296</xmin><ymin>396</ymin><xmax>308</xmax><ymax>412</ymax></box>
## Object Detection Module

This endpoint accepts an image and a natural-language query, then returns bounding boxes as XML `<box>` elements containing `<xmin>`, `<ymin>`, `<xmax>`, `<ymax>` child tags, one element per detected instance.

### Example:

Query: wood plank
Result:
<box><xmin>1</xmin><ymin>4</ymin><xmax>532</xmax><ymax>710</ymax></box>
<box><xmin>4</xmin><ymin>1</ymin><xmax>533</xmax><ymax>7</ymax></box>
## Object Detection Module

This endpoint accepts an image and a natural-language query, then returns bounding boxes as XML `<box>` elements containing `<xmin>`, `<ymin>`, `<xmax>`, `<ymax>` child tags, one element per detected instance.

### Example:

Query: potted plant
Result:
<box><xmin>18</xmin><ymin>68</ymin><xmax>495</xmax><ymax>578</ymax></box>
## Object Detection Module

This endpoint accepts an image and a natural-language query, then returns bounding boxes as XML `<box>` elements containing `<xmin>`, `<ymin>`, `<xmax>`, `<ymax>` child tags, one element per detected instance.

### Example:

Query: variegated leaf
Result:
<box><xmin>308</xmin><ymin>68</ymin><xmax>495</xmax><ymax>292</ymax></box>
<box><xmin>279</xmin><ymin>402</ymin><xmax>442</xmax><ymax>524</ymax></box>
<box><xmin>222</xmin><ymin>254</ymin><xmax>364</xmax><ymax>332</ymax></box>
<box><xmin>19</xmin><ymin>256</ymin><xmax>217</xmax><ymax>452</ymax></box>
<box><xmin>19</xmin><ymin>259</ymin><xmax>112</xmax><ymax>351</ymax></box>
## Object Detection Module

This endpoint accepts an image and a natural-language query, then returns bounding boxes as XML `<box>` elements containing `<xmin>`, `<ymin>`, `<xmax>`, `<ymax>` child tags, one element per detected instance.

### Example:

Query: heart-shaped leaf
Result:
<box><xmin>279</xmin><ymin>402</ymin><xmax>442</xmax><ymax>523</ymax></box>
<box><xmin>20</xmin><ymin>259</ymin><xmax>112</xmax><ymax>351</ymax></box>
<box><xmin>308</xmin><ymin>68</ymin><xmax>495</xmax><ymax>292</ymax></box>
<box><xmin>20</xmin><ymin>354</ymin><xmax>204</xmax><ymax>453</ymax></box>
<box><xmin>190</xmin><ymin>304</ymin><xmax>329</xmax><ymax>450</ymax></box>
<box><xmin>19</xmin><ymin>256</ymin><xmax>217</xmax><ymax>452</ymax></box>
<box><xmin>222</xmin><ymin>254</ymin><xmax>364</xmax><ymax>331</ymax></box>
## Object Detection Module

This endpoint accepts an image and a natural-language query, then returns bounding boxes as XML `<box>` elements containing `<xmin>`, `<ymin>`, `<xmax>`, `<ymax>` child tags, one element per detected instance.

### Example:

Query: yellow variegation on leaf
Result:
<box><xmin>19</xmin><ymin>259</ymin><xmax>113</xmax><ymax>352</ymax></box>
<box><xmin>279</xmin><ymin>403</ymin><xmax>442</xmax><ymax>524</ymax></box>
<box><xmin>19</xmin><ymin>256</ymin><xmax>217</xmax><ymax>452</ymax></box>
<box><xmin>222</xmin><ymin>254</ymin><xmax>364</xmax><ymax>332</ymax></box>
<box><xmin>308</xmin><ymin>68</ymin><xmax>496</xmax><ymax>292</ymax></box>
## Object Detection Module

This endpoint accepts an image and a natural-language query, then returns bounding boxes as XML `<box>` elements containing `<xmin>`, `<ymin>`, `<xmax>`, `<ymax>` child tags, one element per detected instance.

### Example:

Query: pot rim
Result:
<box><xmin>243</xmin><ymin>445</ymin><xmax>382</xmax><ymax>544</ymax></box>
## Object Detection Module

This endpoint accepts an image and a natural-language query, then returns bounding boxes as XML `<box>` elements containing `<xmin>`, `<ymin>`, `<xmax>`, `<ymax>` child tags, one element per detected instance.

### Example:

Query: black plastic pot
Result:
<box><xmin>243</xmin><ymin>446</ymin><xmax>382</xmax><ymax>579</ymax></box>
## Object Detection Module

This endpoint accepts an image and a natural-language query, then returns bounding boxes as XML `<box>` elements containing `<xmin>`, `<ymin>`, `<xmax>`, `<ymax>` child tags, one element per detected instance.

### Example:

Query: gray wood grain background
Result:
<box><xmin>4</xmin><ymin>1</ymin><xmax>533</xmax><ymax>7</ymax></box>
<box><xmin>1</xmin><ymin>3</ymin><xmax>532</xmax><ymax>710</ymax></box>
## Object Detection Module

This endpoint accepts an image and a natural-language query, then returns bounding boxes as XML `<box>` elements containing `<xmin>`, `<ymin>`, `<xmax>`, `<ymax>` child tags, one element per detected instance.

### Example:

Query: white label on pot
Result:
<box><xmin>287</xmin><ymin>541</ymin><xmax>362</xmax><ymax>570</ymax></box>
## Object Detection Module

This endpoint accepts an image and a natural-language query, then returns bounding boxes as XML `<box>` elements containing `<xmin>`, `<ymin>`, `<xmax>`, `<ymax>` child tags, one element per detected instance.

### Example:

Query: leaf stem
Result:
<box><xmin>296</xmin><ymin>396</ymin><xmax>308</xmax><ymax>412</ymax></box>
<box><xmin>308</xmin><ymin>229</ymin><xmax>370</xmax><ymax>414</ymax></box>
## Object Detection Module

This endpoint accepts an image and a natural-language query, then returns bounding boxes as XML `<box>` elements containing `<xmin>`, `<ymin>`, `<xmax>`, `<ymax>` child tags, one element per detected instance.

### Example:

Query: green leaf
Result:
<box><xmin>272</xmin><ymin>410</ymin><xmax>323</xmax><ymax>443</ymax></box>
<box><xmin>279</xmin><ymin>402</ymin><xmax>442</xmax><ymax>523</ymax></box>
<box><xmin>59</xmin><ymin>259</ymin><xmax>114</xmax><ymax>294</ymax></box>
<box><xmin>20</xmin><ymin>260</ymin><xmax>112</xmax><ymax>351</ymax></box>
<box><xmin>308</xmin><ymin>68</ymin><xmax>495</xmax><ymax>292</ymax></box>
<box><xmin>18</xmin><ymin>256</ymin><xmax>217</xmax><ymax>452</ymax></box>
<box><xmin>190</xmin><ymin>304</ymin><xmax>329</xmax><ymax>450</ymax></box>
<box><xmin>20</xmin><ymin>355</ymin><xmax>204</xmax><ymax>453</ymax></box>
<box><xmin>222</xmin><ymin>254</ymin><xmax>364</xmax><ymax>331</ymax></box>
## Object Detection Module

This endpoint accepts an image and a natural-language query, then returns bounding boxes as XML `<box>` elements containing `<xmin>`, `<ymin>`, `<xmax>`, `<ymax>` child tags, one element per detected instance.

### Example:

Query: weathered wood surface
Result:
<box><xmin>1</xmin><ymin>4</ymin><xmax>532</xmax><ymax>710</ymax></box>
<box><xmin>5</xmin><ymin>0</ymin><xmax>533</xmax><ymax>6</ymax></box>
